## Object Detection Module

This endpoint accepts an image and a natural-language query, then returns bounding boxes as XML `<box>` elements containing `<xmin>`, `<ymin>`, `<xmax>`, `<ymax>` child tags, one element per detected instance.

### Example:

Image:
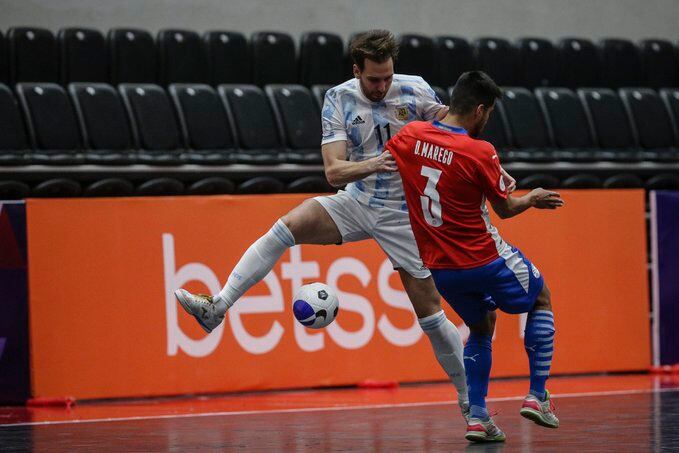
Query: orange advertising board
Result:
<box><xmin>26</xmin><ymin>190</ymin><xmax>650</xmax><ymax>399</ymax></box>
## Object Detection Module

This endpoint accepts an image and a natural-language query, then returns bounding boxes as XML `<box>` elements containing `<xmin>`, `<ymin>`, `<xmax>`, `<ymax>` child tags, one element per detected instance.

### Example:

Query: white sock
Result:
<box><xmin>418</xmin><ymin>310</ymin><xmax>469</xmax><ymax>404</ymax></box>
<box><xmin>216</xmin><ymin>219</ymin><xmax>295</xmax><ymax>308</ymax></box>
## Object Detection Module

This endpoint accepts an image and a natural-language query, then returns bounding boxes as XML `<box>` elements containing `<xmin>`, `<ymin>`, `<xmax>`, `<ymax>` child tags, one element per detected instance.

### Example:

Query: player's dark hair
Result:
<box><xmin>449</xmin><ymin>71</ymin><xmax>503</xmax><ymax>115</ymax></box>
<box><xmin>350</xmin><ymin>30</ymin><xmax>399</xmax><ymax>70</ymax></box>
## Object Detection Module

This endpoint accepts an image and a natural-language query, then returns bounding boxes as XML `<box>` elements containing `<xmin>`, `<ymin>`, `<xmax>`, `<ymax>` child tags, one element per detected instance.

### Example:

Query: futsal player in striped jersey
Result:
<box><xmin>387</xmin><ymin>71</ymin><xmax>563</xmax><ymax>442</ymax></box>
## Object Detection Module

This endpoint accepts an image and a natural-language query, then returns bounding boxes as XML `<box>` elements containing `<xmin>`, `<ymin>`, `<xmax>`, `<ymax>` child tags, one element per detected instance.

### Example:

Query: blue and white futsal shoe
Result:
<box><xmin>174</xmin><ymin>289</ymin><xmax>227</xmax><ymax>333</ymax></box>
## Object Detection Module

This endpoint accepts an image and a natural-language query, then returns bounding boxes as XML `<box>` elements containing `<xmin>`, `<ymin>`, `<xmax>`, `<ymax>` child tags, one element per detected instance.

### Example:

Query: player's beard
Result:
<box><xmin>359</xmin><ymin>80</ymin><xmax>388</xmax><ymax>102</ymax></box>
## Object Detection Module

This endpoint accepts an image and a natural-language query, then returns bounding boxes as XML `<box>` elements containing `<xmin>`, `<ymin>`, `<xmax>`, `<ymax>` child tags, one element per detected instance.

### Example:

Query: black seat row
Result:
<box><xmin>0</xmin><ymin>82</ymin><xmax>323</xmax><ymax>166</ymax></box>
<box><xmin>0</xmin><ymin>27</ymin><xmax>341</xmax><ymax>88</ymax></box>
<box><xmin>4</xmin><ymin>81</ymin><xmax>679</xmax><ymax>167</ymax></box>
<box><xmin>2</xmin><ymin>27</ymin><xmax>679</xmax><ymax>89</ymax></box>
<box><xmin>0</xmin><ymin>174</ymin><xmax>335</xmax><ymax>199</ymax></box>
<box><xmin>478</xmin><ymin>86</ymin><xmax>679</xmax><ymax>163</ymax></box>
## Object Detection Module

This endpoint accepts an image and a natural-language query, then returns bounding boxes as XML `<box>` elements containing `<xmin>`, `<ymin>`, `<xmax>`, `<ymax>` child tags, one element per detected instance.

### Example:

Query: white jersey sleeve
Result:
<box><xmin>416</xmin><ymin>77</ymin><xmax>445</xmax><ymax>121</ymax></box>
<box><xmin>321</xmin><ymin>88</ymin><xmax>347</xmax><ymax>145</ymax></box>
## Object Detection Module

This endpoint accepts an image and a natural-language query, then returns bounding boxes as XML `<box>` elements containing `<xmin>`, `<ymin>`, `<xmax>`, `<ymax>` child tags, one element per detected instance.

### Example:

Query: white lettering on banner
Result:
<box><xmin>281</xmin><ymin>246</ymin><xmax>323</xmax><ymax>352</ymax></box>
<box><xmin>325</xmin><ymin>257</ymin><xmax>375</xmax><ymax>349</ymax></box>
<box><xmin>163</xmin><ymin>233</ymin><xmax>225</xmax><ymax>357</ymax></box>
<box><xmin>376</xmin><ymin>260</ymin><xmax>422</xmax><ymax>346</ymax></box>
<box><xmin>228</xmin><ymin>272</ymin><xmax>285</xmax><ymax>354</ymax></box>
<box><xmin>163</xmin><ymin>237</ymin><xmax>510</xmax><ymax>358</ymax></box>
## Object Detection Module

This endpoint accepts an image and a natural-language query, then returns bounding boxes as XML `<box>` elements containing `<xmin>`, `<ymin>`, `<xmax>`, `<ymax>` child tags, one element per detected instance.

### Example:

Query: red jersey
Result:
<box><xmin>386</xmin><ymin>120</ymin><xmax>509</xmax><ymax>270</ymax></box>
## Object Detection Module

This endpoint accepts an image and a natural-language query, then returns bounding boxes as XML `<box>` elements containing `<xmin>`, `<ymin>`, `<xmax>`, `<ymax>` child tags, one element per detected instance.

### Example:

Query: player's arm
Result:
<box><xmin>489</xmin><ymin>189</ymin><xmax>565</xmax><ymax>219</ymax></box>
<box><xmin>322</xmin><ymin>141</ymin><xmax>397</xmax><ymax>187</ymax></box>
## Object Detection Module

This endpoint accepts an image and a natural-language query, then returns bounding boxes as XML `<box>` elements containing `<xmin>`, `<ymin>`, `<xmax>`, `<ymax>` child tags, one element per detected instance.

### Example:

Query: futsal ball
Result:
<box><xmin>292</xmin><ymin>282</ymin><xmax>339</xmax><ymax>329</ymax></box>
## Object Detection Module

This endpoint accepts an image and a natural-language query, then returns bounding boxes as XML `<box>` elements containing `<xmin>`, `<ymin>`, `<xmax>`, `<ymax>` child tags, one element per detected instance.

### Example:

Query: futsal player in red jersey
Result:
<box><xmin>386</xmin><ymin>71</ymin><xmax>564</xmax><ymax>443</ymax></box>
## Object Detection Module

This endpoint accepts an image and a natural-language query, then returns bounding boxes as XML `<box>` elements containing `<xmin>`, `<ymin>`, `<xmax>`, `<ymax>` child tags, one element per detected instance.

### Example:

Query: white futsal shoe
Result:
<box><xmin>465</xmin><ymin>416</ymin><xmax>506</xmax><ymax>443</ymax></box>
<box><xmin>174</xmin><ymin>289</ymin><xmax>227</xmax><ymax>333</ymax></box>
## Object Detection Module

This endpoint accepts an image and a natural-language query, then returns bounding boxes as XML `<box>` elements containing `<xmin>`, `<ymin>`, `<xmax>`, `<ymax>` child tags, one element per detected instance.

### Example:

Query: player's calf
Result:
<box><xmin>524</xmin><ymin>285</ymin><xmax>555</xmax><ymax>403</ymax></box>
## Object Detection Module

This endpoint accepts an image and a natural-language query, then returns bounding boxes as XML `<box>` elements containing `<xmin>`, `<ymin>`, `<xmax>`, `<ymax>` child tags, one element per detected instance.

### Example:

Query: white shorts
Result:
<box><xmin>313</xmin><ymin>190</ymin><xmax>431</xmax><ymax>279</ymax></box>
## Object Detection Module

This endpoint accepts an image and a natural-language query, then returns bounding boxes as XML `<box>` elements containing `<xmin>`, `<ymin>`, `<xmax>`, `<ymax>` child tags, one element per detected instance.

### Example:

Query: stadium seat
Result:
<box><xmin>660</xmin><ymin>88</ymin><xmax>679</xmax><ymax>139</ymax></box>
<box><xmin>516</xmin><ymin>38</ymin><xmax>557</xmax><ymax>88</ymax></box>
<box><xmin>265</xmin><ymin>85</ymin><xmax>322</xmax><ymax>164</ymax></box>
<box><xmin>286</xmin><ymin>176</ymin><xmax>333</xmax><ymax>193</ymax></box>
<box><xmin>619</xmin><ymin>88</ymin><xmax>679</xmax><ymax>161</ymax></box>
<box><xmin>187</xmin><ymin>177</ymin><xmax>235</xmax><ymax>195</ymax></box>
<box><xmin>69</xmin><ymin>83</ymin><xmax>136</xmax><ymax>164</ymax></box>
<box><xmin>639</xmin><ymin>39</ymin><xmax>678</xmax><ymax>88</ymax></box>
<box><xmin>603</xmin><ymin>173</ymin><xmax>644</xmax><ymax>189</ymax></box>
<box><xmin>218</xmin><ymin>84</ymin><xmax>284</xmax><ymax>164</ymax></box>
<box><xmin>169</xmin><ymin>84</ymin><xmax>235</xmax><ymax>164</ymax></box>
<box><xmin>204</xmin><ymin>31</ymin><xmax>250</xmax><ymax>85</ymax></box>
<box><xmin>108</xmin><ymin>28</ymin><xmax>156</xmax><ymax>84</ymax></box>
<box><xmin>15</xmin><ymin>83</ymin><xmax>83</xmax><ymax>164</ymax></box>
<box><xmin>598</xmin><ymin>39</ymin><xmax>642</xmax><ymax>88</ymax></box>
<box><xmin>83</xmin><ymin>178</ymin><xmax>135</xmax><ymax>197</ymax></box>
<box><xmin>118</xmin><ymin>84</ymin><xmax>184</xmax><ymax>164</ymax></box>
<box><xmin>433</xmin><ymin>36</ymin><xmax>474</xmax><ymax>89</ymax></box>
<box><xmin>136</xmin><ymin>177</ymin><xmax>185</xmax><ymax>196</ymax></box>
<box><xmin>31</xmin><ymin>178</ymin><xmax>82</xmax><ymax>197</ymax></box>
<box><xmin>645</xmin><ymin>174</ymin><xmax>679</xmax><ymax>190</ymax></box>
<box><xmin>236</xmin><ymin>176</ymin><xmax>285</xmax><ymax>194</ymax></box>
<box><xmin>0</xmin><ymin>181</ymin><xmax>29</xmax><ymax>199</ymax></box>
<box><xmin>500</xmin><ymin>88</ymin><xmax>555</xmax><ymax>162</ymax></box>
<box><xmin>311</xmin><ymin>84</ymin><xmax>332</xmax><ymax>111</ymax></box>
<box><xmin>556</xmin><ymin>38</ymin><xmax>600</xmax><ymax>88</ymax></box>
<box><xmin>58</xmin><ymin>28</ymin><xmax>108</xmax><ymax>84</ymax></box>
<box><xmin>7</xmin><ymin>27</ymin><xmax>59</xmax><ymax>84</ymax></box>
<box><xmin>473</xmin><ymin>37</ymin><xmax>517</xmax><ymax>86</ymax></box>
<box><xmin>0</xmin><ymin>83</ymin><xmax>29</xmax><ymax>165</ymax></box>
<box><xmin>396</xmin><ymin>34</ymin><xmax>436</xmax><ymax>84</ymax></box>
<box><xmin>0</xmin><ymin>31</ymin><xmax>7</xmax><ymax>84</ymax></box>
<box><xmin>251</xmin><ymin>32</ymin><xmax>296</xmax><ymax>86</ymax></box>
<box><xmin>517</xmin><ymin>174</ymin><xmax>560</xmax><ymax>189</ymax></box>
<box><xmin>561</xmin><ymin>173</ymin><xmax>603</xmax><ymax>188</ymax></box>
<box><xmin>535</xmin><ymin>87</ymin><xmax>600</xmax><ymax>161</ymax></box>
<box><xmin>578</xmin><ymin>88</ymin><xmax>642</xmax><ymax>161</ymax></box>
<box><xmin>299</xmin><ymin>32</ymin><xmax>345</xmax><ymax>86</ymax></box>
<box><xmin>158</xmin><ymin>29</ymin><xmax>209</xmax><ymax>85</ymax></box>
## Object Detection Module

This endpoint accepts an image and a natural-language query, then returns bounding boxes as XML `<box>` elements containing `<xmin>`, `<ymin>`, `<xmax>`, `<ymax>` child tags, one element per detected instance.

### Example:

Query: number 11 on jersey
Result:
<box><xmin>420</xmin><ymin>166</ymin><xmax>443</xmax><ymax>227</ymax></box>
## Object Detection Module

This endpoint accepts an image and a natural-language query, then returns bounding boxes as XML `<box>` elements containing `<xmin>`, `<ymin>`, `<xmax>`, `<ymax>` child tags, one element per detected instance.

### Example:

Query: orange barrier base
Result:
<box><xmin>1</xmin><ymin>373</ymin><xmax>675</xmax><ymax>426</ymax></box>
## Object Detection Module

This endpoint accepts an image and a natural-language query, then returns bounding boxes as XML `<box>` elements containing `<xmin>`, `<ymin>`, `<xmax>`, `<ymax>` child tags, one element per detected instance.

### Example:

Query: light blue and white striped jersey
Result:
<box><xmin>321</xmin><ymin>74</ymin><xmax>443</xmax><ymax>208</ymax></box>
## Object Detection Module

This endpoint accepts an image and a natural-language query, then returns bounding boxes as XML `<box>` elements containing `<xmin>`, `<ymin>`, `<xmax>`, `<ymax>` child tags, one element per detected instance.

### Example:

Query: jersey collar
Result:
<box><xmin>433</xmin><ymin>121</ymin><xmax>468</xmax><ymax>135</ymax></box>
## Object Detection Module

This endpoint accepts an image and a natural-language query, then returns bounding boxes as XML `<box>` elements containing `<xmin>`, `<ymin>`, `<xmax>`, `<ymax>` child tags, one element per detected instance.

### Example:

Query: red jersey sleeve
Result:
<box><xmin>475</xmin><ymin>142</ymin><xmax>508</xmax><ymax>202</ymax></box>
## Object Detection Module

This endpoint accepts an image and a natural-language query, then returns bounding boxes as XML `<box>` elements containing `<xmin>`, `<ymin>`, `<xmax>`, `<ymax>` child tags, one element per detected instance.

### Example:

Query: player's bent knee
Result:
<box><xmin>412</xmin><ymin>297</ymin><xmax>442</xmax><ymax>318</ymax></box>
<box><xmin>533</xmin><ymin>283</ymin><xmax>552</xmax><ymax>311</ymax></box>
<box><xmin>280</xmin><ymin>200</ymin><xmax>316</xmax><ymax>237</ymax></box>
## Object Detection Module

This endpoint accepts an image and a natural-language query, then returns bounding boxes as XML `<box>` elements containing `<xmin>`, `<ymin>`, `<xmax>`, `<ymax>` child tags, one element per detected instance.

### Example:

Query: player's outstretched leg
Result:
<box><xmin>175</xmin><ymin>199</ymin><xmax>342</xmax><ymax>333</ymax></box>
<box><xmin>521</xmin><ymin>284</ymin><xmax>559</xmax><ymax>428</ymax></box>
<box><xmin>174</xmin><ymin>218</ymin><xmax>295</xmax><ymax>333</ymax></box>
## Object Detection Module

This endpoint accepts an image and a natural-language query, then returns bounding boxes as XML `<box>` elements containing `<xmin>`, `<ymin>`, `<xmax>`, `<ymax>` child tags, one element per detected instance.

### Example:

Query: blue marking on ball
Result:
<box><xmin>293</xmin><ymin>299</ymin><xmax>316</xmax><ymax>326</ymax></box>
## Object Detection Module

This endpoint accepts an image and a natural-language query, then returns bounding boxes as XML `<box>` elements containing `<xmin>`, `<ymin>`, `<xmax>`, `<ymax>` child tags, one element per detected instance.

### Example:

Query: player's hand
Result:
<box><xmin>500</xmin><ymin>166</ymin><xmax>516</xmax><ymax>193</ymax></box>
<box><xmin>529</xmin><ymin>188</ymin><xmax>565</xmax><ymax>209</ymax></box>
<box><xmin>370</xmin><ymin>150</ymin><xmax>398</xmax><ymax>173</ymax></box>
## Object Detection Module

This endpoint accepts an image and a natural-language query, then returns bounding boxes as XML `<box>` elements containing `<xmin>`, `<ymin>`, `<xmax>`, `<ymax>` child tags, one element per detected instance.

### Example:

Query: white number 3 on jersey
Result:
<box><xmin>420</xmin><ymin>166</ymin><xmax>443</xmax><ymax>227</ymax></box>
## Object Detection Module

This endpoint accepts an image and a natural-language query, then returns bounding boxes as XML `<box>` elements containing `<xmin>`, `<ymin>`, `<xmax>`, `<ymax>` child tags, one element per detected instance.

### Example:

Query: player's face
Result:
<box><xmin>354</xmin><ymin>58</ymin><xmax>394</xmax><ymax>102</ymax></box>
<box><xmin>468</xmin><ymin>103</ymin><xmax>495</xmax><ymax>138</ymax></box>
